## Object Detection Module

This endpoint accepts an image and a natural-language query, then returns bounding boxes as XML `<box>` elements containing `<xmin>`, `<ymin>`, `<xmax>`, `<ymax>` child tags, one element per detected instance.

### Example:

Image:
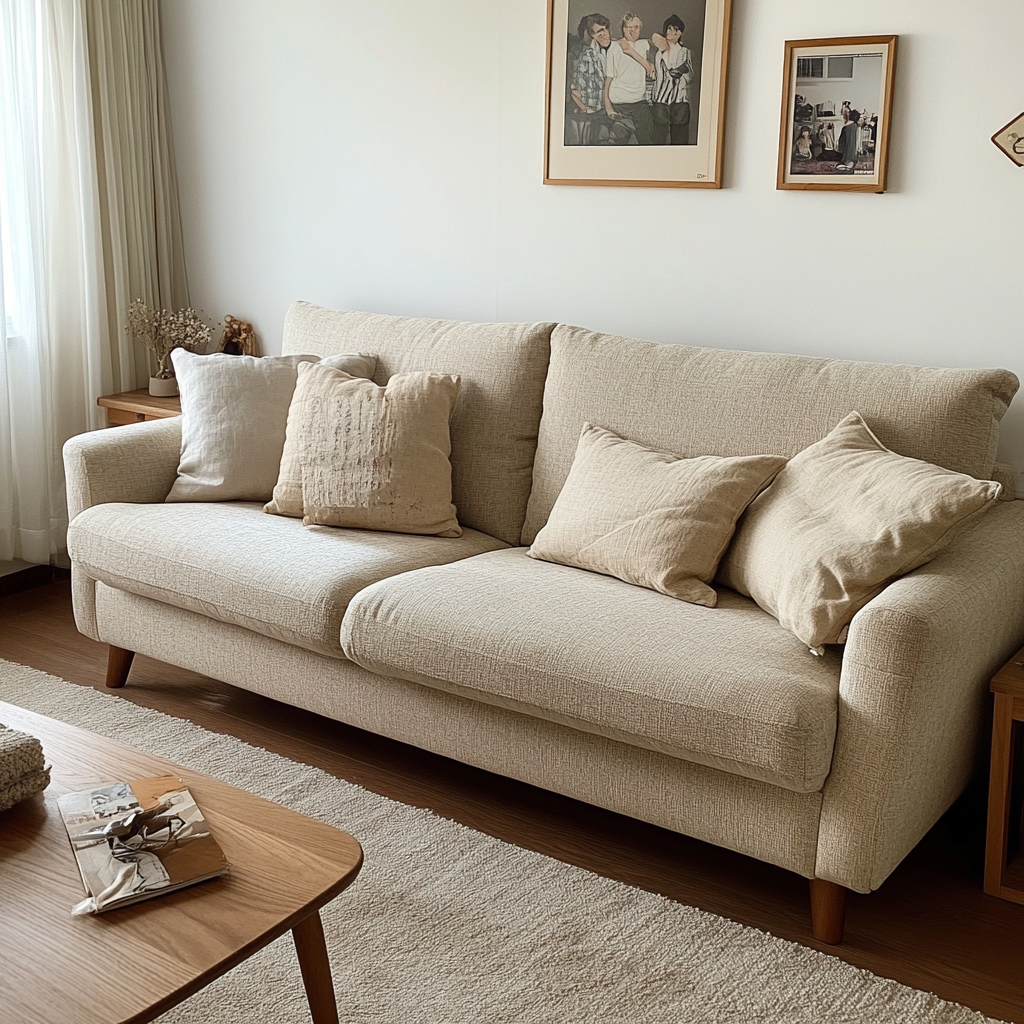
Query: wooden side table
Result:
<box><xmin>985</xmin><ymin>642</ymin><xmax>1024</xmax><ymax>904</ymax></box>
<box><xmin>97</xmin><ymin>388</ymin><xmax>181</xmax><ymax>427</ymax></box>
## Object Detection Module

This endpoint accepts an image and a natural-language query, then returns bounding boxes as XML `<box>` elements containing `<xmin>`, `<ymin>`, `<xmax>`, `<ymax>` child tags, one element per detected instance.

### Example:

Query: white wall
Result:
<box><xmin>160</xmin><ymin>0</ymin><xmax>1024</xmax><ymax>485</ymax></box>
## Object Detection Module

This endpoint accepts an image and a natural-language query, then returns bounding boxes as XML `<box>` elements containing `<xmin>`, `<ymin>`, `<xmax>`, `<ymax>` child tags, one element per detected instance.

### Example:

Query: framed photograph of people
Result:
<box><xmin>544</xmin><ymin>0</ymin><xmax>733</xmax><ymax>188</ymax></box>
<box><xmin>777</xmin><ymin>36</ymin><xmax>897</xmax><ymax>193</ymax></box>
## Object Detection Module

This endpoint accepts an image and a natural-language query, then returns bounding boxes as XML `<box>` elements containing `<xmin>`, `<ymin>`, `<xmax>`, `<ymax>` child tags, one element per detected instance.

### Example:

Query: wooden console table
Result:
<box><xmin>98</xmin><ymin>388</ymin><xmax>181</xmax><ymax>427</ymax></box>
<box><xmin>985</xmin><ymin>642</ymin><xmax>1024</xmax><ymax>903</ymax></box>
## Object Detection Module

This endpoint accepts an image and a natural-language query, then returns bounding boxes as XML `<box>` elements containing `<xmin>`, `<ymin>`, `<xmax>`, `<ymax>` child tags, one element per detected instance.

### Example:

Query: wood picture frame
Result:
<box><xmin>777</xmin><ymin>35</ymin><xmax>897</xmax><ymax>193</ymax></box>
<box><xmin>544</xmin><ymin>0</ymin><xmax>733</xmax><ymax>188</ymax></box>
<box><xmin>991</xmin><ymin>111</ymin><xmax>1024</xmax><ymax>168</ymax></box>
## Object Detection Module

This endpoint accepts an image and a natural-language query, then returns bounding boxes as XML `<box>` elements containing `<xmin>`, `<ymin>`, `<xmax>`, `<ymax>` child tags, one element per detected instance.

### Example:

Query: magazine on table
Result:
<box><xmin>57</xmin><ymin>773</ymin><xmax>228</xmax><ymax>914</ymax></box>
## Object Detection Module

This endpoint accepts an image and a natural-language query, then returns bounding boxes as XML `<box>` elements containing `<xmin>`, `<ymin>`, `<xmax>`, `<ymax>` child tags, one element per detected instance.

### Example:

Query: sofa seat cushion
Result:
<box><xmin>340</xmin><ymin>548</ymin><xmax>841</xmax><ymax>793</ymax></box>
<box><xmin>67</xmin><ymin>502</ymin><xmax>507</xmax><ymax>657</ymax></box>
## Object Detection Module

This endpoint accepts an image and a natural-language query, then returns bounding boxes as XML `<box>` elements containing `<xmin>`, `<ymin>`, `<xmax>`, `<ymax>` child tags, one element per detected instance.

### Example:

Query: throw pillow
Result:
<box><xmin>717</xmin><ymin>411</ymin><xmax>1003</xmax><ymax>654</ymax></box>
<box><xmin>166</xmin><ymin>349</ymin><xmax>376</xmax><ymax>503</ymax></box>
<box><xmin>291</xmin><ymin>362</ymin><xmax>462</xmax><ymax>537</ymax></box>
<box><xmin>265</xmin><ymin>352</ymin><xmax>396</xmax><ymax>517</ymax></box>
<box><xmin>527</xmin><ymin>423</ymin><xmax>787</xmax><ymax>606</ymax></box>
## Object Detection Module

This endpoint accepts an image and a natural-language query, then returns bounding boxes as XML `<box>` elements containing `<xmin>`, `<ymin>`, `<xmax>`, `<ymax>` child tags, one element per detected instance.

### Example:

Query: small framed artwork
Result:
<box><xmin>544</xmin><ymin>0</ymin><xmax>733</xmax><ymax>188</ymax></box>
<box><xmin>777</xmin><ymin>35</ymin><xmax>897</xmax><ymax>193</ymax></box>
<box><xmin>991</xmin><ymin>111</ymin><xmax>1024</xmax><ymax>168</ymax></box>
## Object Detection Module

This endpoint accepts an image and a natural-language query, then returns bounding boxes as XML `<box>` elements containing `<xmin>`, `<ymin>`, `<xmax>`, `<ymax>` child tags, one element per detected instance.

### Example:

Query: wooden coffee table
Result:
<box><xmin>0</xmin><ymin>702</ymin><xmax>363</xmax><ymax>1024</ymax></box>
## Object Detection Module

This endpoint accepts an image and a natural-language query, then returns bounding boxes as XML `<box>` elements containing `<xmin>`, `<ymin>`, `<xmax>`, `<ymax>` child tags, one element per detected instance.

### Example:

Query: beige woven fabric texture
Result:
<box><xmin>63</xmin><ymin>417</ymin><xmax>185</xmax><ymax>643</ymax></box>
<box><xmin>295</xmin><ymin>366</ymin><xmax>462</xmax><ymax>537</ymax></box>
<box><xmin>991</xmin><ymin>461</ymin><xmax>1019</xmax><ymax>500</ymax></box>
<box><xmin>264</xmin><ymin>354</ymin><xmax>379</xmax><ymax>517</ymax></box>
<box><xmin>529</xmin><ymin>424</ymin><xmax>785</xmax><ymax>606</ymax></box>
<box><xmin>281</xmin><ymin>303</ymin><xmax>553</xmax><ymax>544</ymax></box>
<box><xmin>522</xmin><ymin>324</ymin><xmax>1018</xmax><ymax>544</ymax></box>
<box><xmin>818</xmin><ymin>499</ymin><xmax>1024</xmax><ymax>891</ymax></box>
<box><xmin>63</xmin><ymin>416</ymin><xmax>182</xmax><ymax>521</ymax></box>
<box><xmin>718</xmin><ymin>411</ymin><xmax>1003</xmax><ymax>652</ymax></box>
<box><xmin>90</xmin><ymin>584</ymin><xmax>824</xmax><ymax>877</ymax></box>
<box><xmin>167</xmin><ymin>350</ymin><xmax>377</xmax><ymax>503</ymax></box>
<box><xmin>0</xmin><ymin>724</ymin><xmax>50</xmax><ymax>812</ymax></box>
<box><xmin>0</xmin><ymin>770</ymin><xmax>50</xmax><ymax>812</ymax></box>
<box><xmin>68</xmin><ymin>501</ymin><xmax>506</xmax><ymax>656</ymax></box>
<box><xmin>341</xmin><ymin>548</ymin><xmax>842</xmax><ymax>793</ymax></box>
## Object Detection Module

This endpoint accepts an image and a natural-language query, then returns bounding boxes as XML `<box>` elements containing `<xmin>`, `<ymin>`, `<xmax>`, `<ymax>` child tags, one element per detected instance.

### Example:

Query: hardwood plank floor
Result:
<box><xmin>1</xmin><ymin>580</ymin><xmax>1022</xmax><ymax>1022</ymax></box>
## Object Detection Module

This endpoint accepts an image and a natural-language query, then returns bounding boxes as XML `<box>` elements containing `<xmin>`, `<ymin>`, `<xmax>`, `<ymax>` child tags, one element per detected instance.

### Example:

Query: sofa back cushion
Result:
<box><xmin>522</xmin><ymin>324</ymin><xmax>1018</xmax><ymax>544</ymax></box>
<box><xmin>283</xmin><ymin>303</ymin><xmax>554</xmax><ymax>545</ymax></box>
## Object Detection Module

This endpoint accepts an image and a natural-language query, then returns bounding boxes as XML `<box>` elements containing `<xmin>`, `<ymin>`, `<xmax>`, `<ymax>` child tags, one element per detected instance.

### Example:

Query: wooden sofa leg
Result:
<box><xmin>809</xmin><ymin>878</ymin><xmax>847</xmax><ymax>944</ymax></box>
<box><xmin>105</xmin><ymin>645</ymin><xmax>135</xmax><ymax>689</ymax></box>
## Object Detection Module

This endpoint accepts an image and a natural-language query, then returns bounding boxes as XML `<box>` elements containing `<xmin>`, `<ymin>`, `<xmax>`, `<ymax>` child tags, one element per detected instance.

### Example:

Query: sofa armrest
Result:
<box><xmin>63</xmin><ymin>418</ymin><xmax>182</xmax><ymax>521</ymax></box>
<box><xmin>816</xmin><ymin>499</ymin><xmax>1024</xmax><ymax>892</ymax></box>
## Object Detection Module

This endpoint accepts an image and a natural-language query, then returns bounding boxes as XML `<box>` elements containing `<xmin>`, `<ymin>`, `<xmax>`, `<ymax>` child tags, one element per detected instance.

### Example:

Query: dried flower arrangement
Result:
<box><xmin>125</xmin><ymin>300</ymin><xmax>214</xmax><ymax>391</ymax></box>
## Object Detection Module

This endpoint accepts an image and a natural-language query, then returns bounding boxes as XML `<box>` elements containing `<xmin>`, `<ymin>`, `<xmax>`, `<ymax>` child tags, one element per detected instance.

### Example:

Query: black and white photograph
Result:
<box><xmin>777</xmin><ymin>36</ymin><xmax>897</xmax><ymax>193</ymax></box>
<box><xmin>545</xmin><ymin>0</ymin><xmax>732</xmax><ymax>187</ymax></box>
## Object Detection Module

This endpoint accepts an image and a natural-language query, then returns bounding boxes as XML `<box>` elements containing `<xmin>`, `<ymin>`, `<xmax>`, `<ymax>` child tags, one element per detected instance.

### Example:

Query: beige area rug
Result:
<box><xmin>0</xmin><ymin>658</ymin><xmax>1004</xmax><ymax>1024</ymax></box>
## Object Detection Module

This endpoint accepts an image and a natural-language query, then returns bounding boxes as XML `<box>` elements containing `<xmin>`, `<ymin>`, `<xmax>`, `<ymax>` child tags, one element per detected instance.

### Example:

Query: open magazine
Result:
<box><xmin>57</xmin><ymin>773</ymin><xmax>228</xmax><ymax>915</ymax></box>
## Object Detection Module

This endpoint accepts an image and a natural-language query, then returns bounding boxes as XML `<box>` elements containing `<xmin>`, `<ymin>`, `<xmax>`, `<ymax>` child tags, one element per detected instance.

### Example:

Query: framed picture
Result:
<box><xmin>991</xmin><ymin>111</ymin><xmax>1024</xmax><ymax>168</ymax></box>
<box><xmin>544</xmin><ymin>0</ymin><xmax>733</xmax><ymax>188</ymax></box>
<box><xmin>777</xmin><ymin>35</ymin><xmax>897</xmax><ymax>193</ymax></box>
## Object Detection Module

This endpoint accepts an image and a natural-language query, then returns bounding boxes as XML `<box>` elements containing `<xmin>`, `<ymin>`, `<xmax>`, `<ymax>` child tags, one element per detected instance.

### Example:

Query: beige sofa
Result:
<box><xmin>63</xmin><ymin>303</ymin><xmax>1024</xmax><ymax>943</ymax></box>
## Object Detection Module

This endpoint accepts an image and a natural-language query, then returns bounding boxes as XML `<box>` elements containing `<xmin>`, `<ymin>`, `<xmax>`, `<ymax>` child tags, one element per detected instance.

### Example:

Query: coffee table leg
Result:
<box><xmin>292</xmin><ymin>911</ymin><xmax>339</xmax><ymax>1024</ymax></box>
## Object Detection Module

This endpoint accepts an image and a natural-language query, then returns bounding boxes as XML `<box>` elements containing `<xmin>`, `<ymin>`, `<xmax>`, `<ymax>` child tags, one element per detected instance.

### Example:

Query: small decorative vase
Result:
<box><xmin>149</xmin><ymin>376</ymin><xmax>179</xmax><ymax>397</ymax></box>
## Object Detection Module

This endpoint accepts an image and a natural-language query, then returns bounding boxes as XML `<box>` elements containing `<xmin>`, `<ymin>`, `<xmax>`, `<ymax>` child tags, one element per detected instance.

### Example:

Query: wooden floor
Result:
<box><xmin>2</xmin><ymin>579</ymin><xmax>1022</xmax><ymax>1022</ymax></box>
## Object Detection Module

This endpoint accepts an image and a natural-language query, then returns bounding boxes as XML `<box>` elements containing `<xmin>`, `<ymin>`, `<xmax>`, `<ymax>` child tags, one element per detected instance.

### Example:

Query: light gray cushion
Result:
<box><xmin>67</xmin><ymin>501</ymin><xmax>506</xmax><ymax>657</ymax></box>
<box><xmin>281</xmin><ymin>303</ymin><xmax>554</xmax><ymax>545</ymax></box>
<box><xmin>523</xmin><ymin>325</ymin><xmax>1018</xmax><ymax>544</ymax></box>
<box><xmin>341</xmin><ymin>547</ymin><xmax>842</xmax><ymax>793</ymax></box>
<box><xmin>167</xmin><ymin>349</ymin><xmax>377</xmax><ymax>503</ymax></box>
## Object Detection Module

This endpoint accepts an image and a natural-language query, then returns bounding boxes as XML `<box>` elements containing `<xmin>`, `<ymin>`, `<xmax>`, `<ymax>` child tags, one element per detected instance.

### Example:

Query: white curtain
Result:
<box><xmin>0</xmin><ymin>0</ymin><xmax>186</xmax><ymax>565</ymax></box>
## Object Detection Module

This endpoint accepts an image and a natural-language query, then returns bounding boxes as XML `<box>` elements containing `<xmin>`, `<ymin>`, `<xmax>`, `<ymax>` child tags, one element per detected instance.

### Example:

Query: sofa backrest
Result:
<box><xmin>282</xmin><ymin>302</ymin><xmax>554</xmax><ymax>545</ymax></box>
<box><xmin>522</xmin><ymin>324</ymin><xmax>1019</xmax><ymax>545</ymax></box>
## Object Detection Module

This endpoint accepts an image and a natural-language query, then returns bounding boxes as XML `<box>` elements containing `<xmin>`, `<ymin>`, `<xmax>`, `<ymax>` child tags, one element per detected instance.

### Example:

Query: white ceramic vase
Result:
<box><xmin>148</xmin><ymin>376</ymin><xmax>179</xmax><ymax>397</ymax></box>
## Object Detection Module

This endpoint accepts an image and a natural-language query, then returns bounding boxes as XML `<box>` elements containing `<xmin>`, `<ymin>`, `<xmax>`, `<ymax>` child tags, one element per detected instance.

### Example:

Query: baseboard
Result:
<box><xmin>0</xmin><ymin>564</ymin><xmax>71</xmax><ymax>596</ymax></box>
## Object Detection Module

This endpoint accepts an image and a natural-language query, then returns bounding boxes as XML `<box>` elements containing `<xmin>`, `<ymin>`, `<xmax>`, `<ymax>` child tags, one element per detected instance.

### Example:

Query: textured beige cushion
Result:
<box><xmin>341</xmin><ymin>547</ymin><xmax>842</xmax><ymax>793</ymax></box>
<box><xmin>291</xmin><ymin>363</ymin><xmax>462</xmax><ymax>537</ymax></box>
<box><xmin>528</xmin><ymin>424</ymin><xmax>785</xmax><ymax>606</ymax></box>
<box><xmin>167</xmin><ymin>349</ymin><xmax>377</xmax><ymax>502</ymax></box>
<box><xmin>67</xmin><ymin>500</ymin><xmax>506</xmax><ymax>656</ymax></box>
<box><xmin>265</xmin><ymin>357</ymin><xmax>385</xmax><ymax>518</ymax></box>
<box><xmin>93</xmin><ymin>584</ymin><xmax>825</xmax><ymax>879</ymax></box>
<box><xmin>991</xmin><ymin>462</ymin><xmax>1019</xmax><ymax>500</ymax></box>
<box><xmin>717</xmin><ymin>411</ymin><xmax>1003</xmax><ymax>653</ymax></box>
<box><xmin>523</xmin><ymin>325</ymin><xmax>1018</xmax><ymax>544</ymax></box>
<box><xmin>282</xmin><ymin>303</ymin><xmax>554</xmax><ymax>544</ymax></box>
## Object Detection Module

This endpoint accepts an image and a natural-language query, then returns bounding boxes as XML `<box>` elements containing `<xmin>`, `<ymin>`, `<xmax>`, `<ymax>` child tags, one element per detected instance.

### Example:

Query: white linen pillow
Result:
<box><xmin>166</xmin><ymin>349</ymin><xmax>376</xmax><ymax>502</ymax></box>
